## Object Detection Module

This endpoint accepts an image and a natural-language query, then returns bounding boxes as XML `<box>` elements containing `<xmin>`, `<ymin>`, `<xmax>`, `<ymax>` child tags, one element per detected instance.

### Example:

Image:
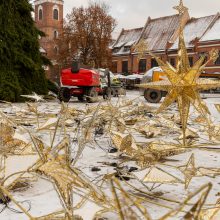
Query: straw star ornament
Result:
<box><xmin>29</xmin><ymin>137</ymin><xmax>76</xmax><ymax>219</ymax></box>
<box><xmin>28</xmin><ymin>134</ymin><xmax>108</xmax><ymax>219</ymax></box>
<box><xmin>138</xmin><ymin>0</ymin><xmax>220</xmax><ymax>145</ymax></box>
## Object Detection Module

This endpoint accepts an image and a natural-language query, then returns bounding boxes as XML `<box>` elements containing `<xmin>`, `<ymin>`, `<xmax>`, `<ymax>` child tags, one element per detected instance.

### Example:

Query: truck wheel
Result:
<box><xmin>58</xmin><ymin>87</ymin><xmax>71</xmax><ymax>102</ymax></box>
<box><xmin>144</xmin><ymin>89</ymin><xmax>162</xmax><ymax>103</ymax></box>
<box><xmin>86</xmin><ymin>87</ymin><xmax>98</xmax><ymax>103</ymax></box>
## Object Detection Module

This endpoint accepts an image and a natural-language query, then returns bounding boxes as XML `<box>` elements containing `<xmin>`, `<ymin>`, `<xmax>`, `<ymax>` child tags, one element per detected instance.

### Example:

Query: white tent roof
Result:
<box><xmin>115</xmin><ymin>74</ymin><xmax>126</xmax><ymax>79</ymax></box>
<box><xmin>144</xmin><ymin>67</ymin><xmax>163</xmax><ymax>77</ymax></box>
<box><xmin>126</xmin><ymin>74</ymin><xmax>143</xmax><ymax>80</ymax></box>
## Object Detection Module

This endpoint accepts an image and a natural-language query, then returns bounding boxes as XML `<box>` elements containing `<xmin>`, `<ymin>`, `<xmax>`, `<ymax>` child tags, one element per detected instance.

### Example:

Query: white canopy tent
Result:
<box><xmin>125</xmin><ymin>74</ymin><xmax>144</xmax><ymax>80</ymax></box>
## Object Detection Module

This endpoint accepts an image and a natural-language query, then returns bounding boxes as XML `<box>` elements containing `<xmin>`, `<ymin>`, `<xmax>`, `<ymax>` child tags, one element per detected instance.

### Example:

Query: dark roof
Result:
<box><xmin>141</xmin><ymin>14</ymin><xmax>180</xmax><ymax>51</ymax></box>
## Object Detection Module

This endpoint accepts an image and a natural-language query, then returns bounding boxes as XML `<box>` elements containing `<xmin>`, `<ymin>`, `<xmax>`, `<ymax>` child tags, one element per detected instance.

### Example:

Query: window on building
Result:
<box><xmin>112</xmin><ymin>61</ymin><xmax>118</xmax><ymax>73</ymax></box>
<box><xmin>122</xmin><ymin>61</ymin><xmax>128</xmax><ymax>73</ymax></box>
<box><xmin>169</xmin><ymin>58</ymin><xmax>176</xmax><ymax>67</ymax></box>
<box><xmin>113</xmin><ymin>48</ymin><xmax>120</xmax><ymax>54</ymax></box>
<box><xmin>151</xmin><ymin>58</ymin><xmax>158</xmax><ymax>68</ymax></box>
<box><xmin>123</xmin><ymin>46</ymin><xmax>130</xmax><ymax>52</ymax></box>
<box><xmin>139</xmin><ymin>59</ymin><xmax>146</xmax><ymax>73</ymax></box>
<box><xmin>53</xmin><ymin>9</ymin><xmax>59</xmax><ymax>20</ymax></box>
<box><xmin>39</xmin><ymin>9</ymin><xmax>43</xmax><ymax>20</ymax></box>
<box><xmin>54</xmin><ymin>30</ymin><xmax>58</xmax><ymax>39</ymax></box>
<box><xmin>189</xmin><ymin>57</ymin><xmax>194</xmax><ymax>67</ymax></box>
<box><xmin>215</xmin><ymin>52</ymin><xmax>220</xmax><ymax>65</ymax></box>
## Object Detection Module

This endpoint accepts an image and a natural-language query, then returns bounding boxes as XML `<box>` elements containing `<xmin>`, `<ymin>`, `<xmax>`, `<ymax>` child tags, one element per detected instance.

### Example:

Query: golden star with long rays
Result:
<box><xmin>178</xmin><ymin>153</ymin><xmax>220</xmax><ymax>189</ymax></box>
<box><xmin>29</xmin><ymin>136</ymin><xmax>107</xmax><ymax>219</ymax></box>
<box><xmin>138</xmin><ymin>0</ymin><xmax>220</xmax><ymax>146</ymax></box>
<box><xmin>178</xmin><ymin>154</ymin><xmax>196</xmax><ymax>189</ymax></box>
<box><xmin>30</xmin><ymin>137</ymin><xmax>76</xmax><ymax>219</ymax></box>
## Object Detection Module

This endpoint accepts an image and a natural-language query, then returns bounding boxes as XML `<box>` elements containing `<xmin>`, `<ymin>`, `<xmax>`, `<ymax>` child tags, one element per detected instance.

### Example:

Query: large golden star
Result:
<box><xmin>138</xmin><ymin>1</ymin><xmax>220</xmax><ymax>146</ymax></box>
<box><xmin>29</xmin><ymin>136</ymin><xmax>107</xmax><ymax>219</ymax></box>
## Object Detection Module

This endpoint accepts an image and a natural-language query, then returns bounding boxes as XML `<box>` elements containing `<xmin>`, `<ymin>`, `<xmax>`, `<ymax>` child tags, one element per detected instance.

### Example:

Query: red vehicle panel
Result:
<box><xmin>61</xmin><ymin>68</ymin><xmax>100</xmax><ymax>87</ymax></box>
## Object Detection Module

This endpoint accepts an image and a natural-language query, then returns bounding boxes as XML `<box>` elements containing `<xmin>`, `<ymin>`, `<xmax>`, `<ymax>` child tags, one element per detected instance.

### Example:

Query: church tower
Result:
<box><xmin>34</xmin><ymin>0</ymin><xmax>64</xmax><ymax>81</ymax></box>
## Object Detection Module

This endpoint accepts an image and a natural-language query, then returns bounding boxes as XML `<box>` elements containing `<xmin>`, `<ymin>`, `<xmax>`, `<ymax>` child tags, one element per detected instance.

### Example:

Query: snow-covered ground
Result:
<box><xmin>1</xmin><ymin>90</ymin><xmax>220</xmax><ymax>220</ymax></box>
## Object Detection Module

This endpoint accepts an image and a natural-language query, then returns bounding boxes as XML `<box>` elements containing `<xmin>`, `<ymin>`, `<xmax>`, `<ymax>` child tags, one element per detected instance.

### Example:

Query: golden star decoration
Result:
<box><xmin>29</xmin><ymin>136</ymin><xmax>107</xmax><ymax>219</ymax></box>
<box><xmin>160</xmin><ymin>183</ymin><xmax>212</xmax><ymax>220</ymax></box>
<box><xmin>178</xmin><ymin>153</ymin><xmax>197</xmax><ymax>189</ymax></box>
<box><xmin>30</xmin><ymin>137</ymin><xmax>76</xmax><ymax>219</ymax></box>
<box><xmin>109</xmin><ymin>177</ymin><xmax>152</xmax><ymax>220</ymax></box>
<box><xmin>178</xmin><ymin>154</ymin><xmax>220</xmax><ymax>185</ymax></box>
<box><xmin>138</xmin><ymin>0</ymin><xmax>220</xmax><ymax>146</ymax></box>
<box><xmin>209</xmin><ymin>48</ymin><xmax>219</xmax><ymax>63</ymax></box>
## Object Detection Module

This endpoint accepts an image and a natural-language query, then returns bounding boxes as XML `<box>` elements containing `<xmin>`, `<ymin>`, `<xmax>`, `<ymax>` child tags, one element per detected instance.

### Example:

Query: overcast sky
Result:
<box><xmin>65</xmin><ymin>0</ymin><xmax>220</xmax><ymax>38</ymax></box>
<box><xmin>31</xmin><ymin>0</ymin><xmax>220</xmax><ymax>38</ymax></box>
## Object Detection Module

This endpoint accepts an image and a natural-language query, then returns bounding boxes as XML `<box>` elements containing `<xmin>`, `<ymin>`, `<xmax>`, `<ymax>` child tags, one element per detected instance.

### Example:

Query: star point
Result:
<box><xmin>173</xmin><ymin>0</ymin><xmax>188</xmax><ymax>15</ymax></box>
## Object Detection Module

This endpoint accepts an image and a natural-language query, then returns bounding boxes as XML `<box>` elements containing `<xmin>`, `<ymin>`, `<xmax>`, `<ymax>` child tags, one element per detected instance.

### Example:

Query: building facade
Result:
<box><xmin>111</xmin><ymin>11</ymin><xmax>220</xmax><ymax>75</ymax></box>
<box><xmin>112</xmin><ymin>27</ymin><xmax>143</xmax><ymax>74</ymax></box>
<box><xmin>34</xmin><ymin>0</ymin><xmax>64</xmax><ymax>81</ymax></box>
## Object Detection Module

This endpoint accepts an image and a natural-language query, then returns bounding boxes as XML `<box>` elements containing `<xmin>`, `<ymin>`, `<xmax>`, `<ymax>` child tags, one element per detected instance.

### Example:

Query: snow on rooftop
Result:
<box><xmin>114</xmin><ymin>41</ymin><xmax>126</xmax><ymax>48</ymax></box>
<box><xmin>113</xmin><ymin>28</ymin><xmax>143</xmax><ymax>49</ymax></box>
<box><xmin>109</xmin><ymin>40</ymin><xmax>116</xmax><ymax>49</ymax></box>
<box><xmin>124</xmin><ymin>40</ymin><xmax>136</xmax><ymax>47</ymax></box>
<box><xmin>171</xmin><ymin>15</ymin><xmax>216</xmax><ymax>49</ymax></box>
<box><xmin>201</xmin><ymin>16</ymin><xmax>220</xmax><ymax>42</ymax></box>
<box><xmin>114</xmin><ymin>47</ymin><xmax>130</xmax><ymax>55</ymax></box>
<box><xmin>142</xmin><ymin>14</ymin><xmax>179</xmax><ymax>51</ymax></box>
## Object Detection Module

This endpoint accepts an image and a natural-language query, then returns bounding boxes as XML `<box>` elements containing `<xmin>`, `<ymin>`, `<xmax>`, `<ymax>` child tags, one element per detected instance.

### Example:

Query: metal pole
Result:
<box><xmin>105</xmin><ymin>68</ymin><xmax>112</xmax><ymax>99</ymax></box>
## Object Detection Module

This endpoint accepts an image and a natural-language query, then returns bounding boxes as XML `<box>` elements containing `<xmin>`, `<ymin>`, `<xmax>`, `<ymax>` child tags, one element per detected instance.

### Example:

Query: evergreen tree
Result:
<box><xmin>0</xmin><ymin>0</ymin><xmax>49</xmax><ymax>102</ymax></box>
